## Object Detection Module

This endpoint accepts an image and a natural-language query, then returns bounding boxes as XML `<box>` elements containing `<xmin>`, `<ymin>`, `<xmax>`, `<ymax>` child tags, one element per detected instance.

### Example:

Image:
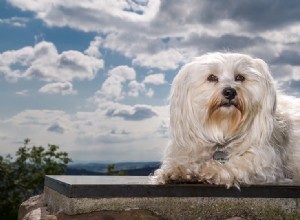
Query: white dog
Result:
<box><xmin>152</xmin><ymin>52</ymin><xmax>300</xmax><ymax>187</ymax></box>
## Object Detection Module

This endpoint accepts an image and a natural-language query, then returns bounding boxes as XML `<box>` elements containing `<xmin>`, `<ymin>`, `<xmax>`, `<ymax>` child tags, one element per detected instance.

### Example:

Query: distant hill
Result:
<box><xmin>124</xmin><ymin>166</ymin><xmax>158</xmax><ymax>176</ymax></box>
<box><xmin>65</xmin><ymin>168</ymin><xmax>103</xmax><ymax>176</ymax></box>
<box><xmin>66</xmin><ymin>162</ymin><xmax>160</xmax><ymax>176</ymax></box>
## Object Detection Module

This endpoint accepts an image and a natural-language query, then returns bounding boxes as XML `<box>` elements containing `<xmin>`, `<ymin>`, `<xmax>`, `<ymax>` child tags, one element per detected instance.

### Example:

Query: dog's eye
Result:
<box><xmin>207</xmin><ymin>74</ymin><xmax>218</xmax><ymax>82</ymax></box>
<box><xmin>235</xmin><ymin>74</ymin><xmax>245</xmax><ymax>82</ymax></box>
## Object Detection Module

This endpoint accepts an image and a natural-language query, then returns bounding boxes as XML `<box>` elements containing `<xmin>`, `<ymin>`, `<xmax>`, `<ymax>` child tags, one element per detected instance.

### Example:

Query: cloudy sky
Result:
<box><xmin>1</xmin><ymin>0</ymin><xmax>300</xmax><ymax>162</ymax></box>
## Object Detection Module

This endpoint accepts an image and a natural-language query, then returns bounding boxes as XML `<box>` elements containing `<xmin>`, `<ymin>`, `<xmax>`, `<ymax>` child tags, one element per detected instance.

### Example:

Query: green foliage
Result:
<box><xmin>0</xmin><ymin>138</ymin><xmax>72</xmax><ymax>220</ymax></box>
<box><xmin>107</xmin><ymin>164</ymin><xmax>127</xmax><ymax>176</ymax></box>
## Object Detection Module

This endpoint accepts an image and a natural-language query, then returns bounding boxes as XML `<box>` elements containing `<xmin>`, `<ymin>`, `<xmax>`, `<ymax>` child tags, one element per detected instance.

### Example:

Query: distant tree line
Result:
<box><xmin>106</xmin><ymin>164</ymin><xmax>127</xmax><ymax>175</ymax></box>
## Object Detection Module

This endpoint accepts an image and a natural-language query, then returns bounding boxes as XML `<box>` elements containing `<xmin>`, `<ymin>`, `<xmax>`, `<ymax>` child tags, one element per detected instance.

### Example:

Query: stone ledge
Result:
<box><xmin>40</xmin><ymin>175</ymin><xmax>300</xmax><ymax>219</ymax></box>
<box><xmin>45</xmin><ymin>175</ymin><xmax>300</xmax><ymax>198</ymax></box>
<box><xmin>44</xmin><ymin>187</ymin><xmax>300</xmax><ymax>219</ymax></box>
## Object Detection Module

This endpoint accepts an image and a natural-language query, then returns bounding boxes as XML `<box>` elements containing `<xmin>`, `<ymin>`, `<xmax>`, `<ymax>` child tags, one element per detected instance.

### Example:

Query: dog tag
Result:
<box><xmin>213</xmin><ymin>150</ymin><xmax>228</xmax><ymax>164</ymax></box>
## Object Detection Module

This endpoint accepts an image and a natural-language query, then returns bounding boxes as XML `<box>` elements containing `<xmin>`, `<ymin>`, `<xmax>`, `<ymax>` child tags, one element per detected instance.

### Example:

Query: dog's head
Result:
<box><xmin>170</xmin><ymin>53</ymin><xmax>276</xmax><ymax>147</ymax></box>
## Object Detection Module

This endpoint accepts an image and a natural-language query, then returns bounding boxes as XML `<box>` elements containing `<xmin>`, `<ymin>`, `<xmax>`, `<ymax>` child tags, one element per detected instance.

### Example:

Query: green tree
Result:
<box><xmin>0</xmin><ymin>139</ymin><xmax>72</xmax><ymax>220</ymax></box>
<box><xmin>106</xmin><ymin>164</ymin><xmax>127</xmax><ymax>176</ymax></box>
<box><xmin>107</xmin><ymin>164</ymin><xmax>116</xmax><ymax>174</ymax></box>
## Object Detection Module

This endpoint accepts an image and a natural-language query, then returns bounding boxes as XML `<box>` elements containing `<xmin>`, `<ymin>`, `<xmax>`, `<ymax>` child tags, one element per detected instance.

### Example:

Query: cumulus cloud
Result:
<box><xmin>145</xmin><ymin>88</ymin><xmax>154</xmax><ymax>98</ymax></box>
<box><xmin>127</xmin><ymin>80</ymin><xmax>145</xmax><ymax>97</ymax></box>
<box><xmin>39</xmin><ymin>82</ymin><xmax>77</xmax><ymax>95</ymax></box>
<box><xmin>6</xmin><ymin>110</ymin><xmax>71</xmax><ymax>127</ymax></box>
<box><xmin>272</xmin><ymin>50</ymin><xmax>300</xmax><ymax>66</ymax></box>
<box><xmin>79</xmin><ymin>128</ymin><xmax>133</xmax><ymax>144</ymax></box>
<box><xmin>101</xmin><ymin>32</ymin><xmax>190</xmax><ymax>70</ymax></box>
<box><xmin>12</xmin><ymin>0</ymin><xmax>300</xmax><ymax>72</ymax></box>
<box><xmin>0</xmin><ymin>104</ymin><xmax>169</xmax><ymax>161</ymax></box>
<box><xmin>7</xmin><ymin>0</ymin><xmax>161</xmax><ymax>31</ymax></box>
<box><xmin>132</xmin><ymin>49</ymin><xmax>185</xmax><ymax>70</ymax></box>
<box><xmin>98</xmin><ymin>65</ymin><xmax>166</xmax><ymax>100</ymax></box>
<box><xmin>0</xmin><ymin>109</ymin><xmax>74</xmax><ymax>156</ymax></box>
<box><xmin>84</xmin><ymin>36</ymin><xmax>103</xmax><ymax>58</ymax></box>
<box><xmin>5</xmin><ymin>1</ymin><xmax>187</xmax><ymax>70</ymax></box>
<box><xmin>0</xmin><ymin>41</ymin><xmax>104</xmax><ymax>82</ymax></box>
<box><xmin>143</xmin><ymin>73</ymin><xmax>166</xmax><ymax>85</ymax></box>
<box><xmin>101</xmin><ymin>65</ymin><xmax>136</xmax><ymax>99</ymax></box>
<box><xmin>7</xmin><ymin>0</ymin><xmax>300</xmax><ymax>51</ymax></box>
<box><xmin>105</xmin><ymin>104</ymin><xmax>158</xmax><ymax>121</ymax></box>
<box><xmin>47</xmin><ymin>122</ymin><xmax>65</xmax><ymax>134</ymax></box>
<box><xmin>219</xmin><ymin>1</ymin><xmax>300</xmax><ymax>30</ymax></box>
<box><xmin>16</xmin><ymin>90</ymin><xmax>29</xmax><ymax>96</ymax></box>
<box><xmin>0</xmin><ymin>17</ymin><xmax>29</xmax><ymax>27</ymax></box>
<box><xmin>156</xmin><ymin>120</ymin><xmax>169</xmax><ymax>138</ymax></box>
<box><xmin>74</xmin><ymin>104</ymin><xmax>169</xmax><ymax>151</ymax></box>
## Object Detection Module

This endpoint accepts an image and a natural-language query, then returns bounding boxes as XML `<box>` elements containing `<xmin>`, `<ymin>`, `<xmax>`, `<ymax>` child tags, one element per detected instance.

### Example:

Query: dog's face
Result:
<box><xmin>170</xmin><ymin>53</ymin><xmax>276</xmax><ymax>145</ymax></box>
<box><xmin>192</xmin><ymin>54</ymin><xmax>269</xmax><ymax>135</ymax></box>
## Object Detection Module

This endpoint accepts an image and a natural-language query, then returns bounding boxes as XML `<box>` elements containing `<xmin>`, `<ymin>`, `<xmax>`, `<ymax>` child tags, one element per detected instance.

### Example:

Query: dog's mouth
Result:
<box><xmin>219</xmin><ymin>101</ymin><xmax>239</xmax><ymax>109</ymax></box>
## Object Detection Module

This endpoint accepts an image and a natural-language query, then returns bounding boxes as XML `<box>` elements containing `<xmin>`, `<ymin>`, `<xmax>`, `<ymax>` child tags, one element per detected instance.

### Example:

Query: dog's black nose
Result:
<box><xmin>222</xmin><ymin>87</ymin><xmax>237</xmax><ymax>100</ymax></box>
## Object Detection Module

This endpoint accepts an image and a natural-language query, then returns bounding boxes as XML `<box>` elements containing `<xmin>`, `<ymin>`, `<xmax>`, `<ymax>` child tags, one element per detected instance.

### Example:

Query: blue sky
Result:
<box><xmin>1</xmin><ymin>0</ymin><xmax>300</xmax><ymax>162</ymax></box>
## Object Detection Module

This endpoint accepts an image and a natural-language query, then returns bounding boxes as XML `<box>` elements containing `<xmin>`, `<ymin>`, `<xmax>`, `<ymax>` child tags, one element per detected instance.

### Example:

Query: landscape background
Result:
<box><xmin>2</xmin><ymin>0</ymin><xmax>300</xmax><ymax>164</ymax></box>
<box><xmin>66</xmin><ymin>161</ymin><xmax>160</xmax><ymax>176</ymax></box>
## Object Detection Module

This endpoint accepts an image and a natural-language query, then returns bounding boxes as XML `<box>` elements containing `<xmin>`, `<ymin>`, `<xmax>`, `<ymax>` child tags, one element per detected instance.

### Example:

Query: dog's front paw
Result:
<box><xmin>150</xmin><ymin>168</ymin><xmax>172</xmax><ymax>184</ymax></box>
<box><xmin>151</xmin><ymin>165</ymin><xmax>199</xmax><ymax>184</ymax></box>
<box><xmin>200</xmin><ymin>161</ymin><xmax>238</xmax><ymax>187</ymax></box>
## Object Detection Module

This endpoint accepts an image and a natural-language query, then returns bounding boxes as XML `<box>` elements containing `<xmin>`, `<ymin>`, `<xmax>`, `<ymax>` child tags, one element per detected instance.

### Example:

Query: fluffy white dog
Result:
<box><xmin>152</xmin><ymin>52</ymin><xmax>300</xmax><ymax>187</ymax></box>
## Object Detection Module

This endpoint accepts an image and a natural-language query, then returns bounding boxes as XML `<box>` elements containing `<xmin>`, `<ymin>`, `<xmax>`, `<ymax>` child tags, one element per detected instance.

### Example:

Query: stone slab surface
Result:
<box><xmin>44</xmin><ymin>187</ymin><xmax>300</xmax><ymax>219</ymax></box>
<box><xmin>45</xmin><ymin>175</ymin><xmax>300</xmax><ymax>198</ymax></box>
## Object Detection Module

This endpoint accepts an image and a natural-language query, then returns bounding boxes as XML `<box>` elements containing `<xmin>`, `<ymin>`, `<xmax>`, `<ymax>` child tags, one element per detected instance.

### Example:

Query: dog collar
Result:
<box><xmin>212</xmin><ymin>144</ymin><xmax>229</xmax><ymax>164</ymax></box>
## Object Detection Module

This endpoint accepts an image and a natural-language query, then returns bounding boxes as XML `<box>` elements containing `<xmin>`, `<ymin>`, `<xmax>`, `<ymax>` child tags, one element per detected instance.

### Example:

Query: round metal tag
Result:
<box><xmin>213</xmin><ymin>150</ymin><xmax>228</xmax><ymax>164</ymax></box>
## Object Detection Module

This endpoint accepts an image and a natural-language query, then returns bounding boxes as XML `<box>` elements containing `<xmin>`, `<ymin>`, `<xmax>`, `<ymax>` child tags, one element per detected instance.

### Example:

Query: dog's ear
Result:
<box><xmin>169</xmin><ymin>64</ymin><xmax>198</xmax><ymax>148</ymax></box>
<box><xmin>254</xmin><ymin>58</ymin><xmax>277</xmax><ymax>115</ymax></box>
<box><xmin>252</xmin><ymin>58</ymin><xmax>277</xmax><ymax>141</ymax></box>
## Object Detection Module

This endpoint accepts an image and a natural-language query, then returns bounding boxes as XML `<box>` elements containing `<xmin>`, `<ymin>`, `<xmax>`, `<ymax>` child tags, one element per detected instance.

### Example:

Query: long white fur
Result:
<box><xmin>151</xmin><ymin>52</ymin><xmax>300</xmax><ymax>187</ymax></box>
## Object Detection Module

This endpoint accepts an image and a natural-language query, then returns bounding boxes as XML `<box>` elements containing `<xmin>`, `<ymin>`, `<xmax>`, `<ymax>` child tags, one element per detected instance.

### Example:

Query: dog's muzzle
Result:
<box><xmin>222</xmin><ymin>87</ymin><xmax>237</xmax><ymax>100</ymax></box>
<box><xmin>219</xmin><ymin>87</ymin><xmax>238</xmax><ymax>108</ymax></box>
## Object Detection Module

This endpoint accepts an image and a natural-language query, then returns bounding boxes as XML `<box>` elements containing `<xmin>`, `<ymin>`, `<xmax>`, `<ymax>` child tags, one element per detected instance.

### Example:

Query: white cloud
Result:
<box><xmin>75</xmin><ymin>104</ymin><xmax>169</xmax><ymax>153</ymax></box>
<box><xmin>5</xmin><ymin>110</ymin><xmax>71</xmax><ymax>127</ymax></box>
<box><xmin>0</xmin><ymin>105</ymin><xmax>169</xmax><ymax>161</ymax></box>
<box><xmin>128</xmin><ymin>80</ymin><xmax>145</xmax><ymax>97</ymax></box>
<box><xmin>84</xmin><ymin>36</ymin><xmax>102</xmax><ymax>58</ymax></box>
<box><xmin>0</xmin><ymin>17</ymin><xmax>29</xmax><ymax>27</ymax></box>
<box><xmin>0</xmin><ymin>41</ymin><xmax>104</xmax><ymax>82</ymax></box>
<box><xmin>47</xmin><ymin>122</ymin><xmax>65</xmax><ymax>134</ymax></box>
<box><xmin>291</xmin><ymin>66</ymin><xmax>300</xmax><ymax>81</ymax></box>
<box><xmin>8</xmin><ymin>0</ymin><xmax>161</xmax><ymax>31</ymax></box>
<box><xmin>105</xmin><ymin>103</ymin><xmax>158</xmax><ymax>121</ymax></box>
<box><xmin>0</xmin><ymin>109</ymin><xmax>75</xmax><ymax>156</ymax></box>
<box><xmin>6</xmin><ymin>0</ymin><xmax>191</xmax><ymax>71</ymax></box>
<box><xmin>145</xmin><ymin>88</ymin><xmax>154</xmax><ymax>97</ymax></box>
<box><xmin>78</xmin><ymin>128</ymin><xmax>133</xmax><ymax>144</ymax></box>
<box><xmin>102</xmin><ymin>32</ymin><xmax>189</xmax><ymax>70</ymax></box>
<box><xmin>108</xmin><ymin>65</ymin><xmax>136</xmax><ymax>80</ymax></box>
<box><xmin>16</xmin><ymin>90</ymin><xmax>29</xmax><ymax>96</ymax></box>
<box><xmin>39</xmin><ymin>82</ymin><xmax>77</xmax><ymax>95</ymax></box>
<box><xmin>156</xmin><ymin>119</ymin><xmax>169</xmax><ymax>138</ymax></box>
<box><xmin>101</xmin><ymin>65</ymin><xmax>136</xmax><ymax>100</ymax></box>
<box><xmin>7</xmin><ymin>0</ymin><xmax>300</xmax><ymax>72</ymax></box>
<box><xmin>143</xmin><ymin>73</ymin><xmax>166</xmax><ymax>85</ymax></box>
<box><xmin>132</xmin><ymin>49</ymin><xmax>185</xmax><ymax>70</ymax></box>
<box><xmin>97</xmin><ymin>65</ymin><xmax>167</xmax><ymax>100</ymax></box>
